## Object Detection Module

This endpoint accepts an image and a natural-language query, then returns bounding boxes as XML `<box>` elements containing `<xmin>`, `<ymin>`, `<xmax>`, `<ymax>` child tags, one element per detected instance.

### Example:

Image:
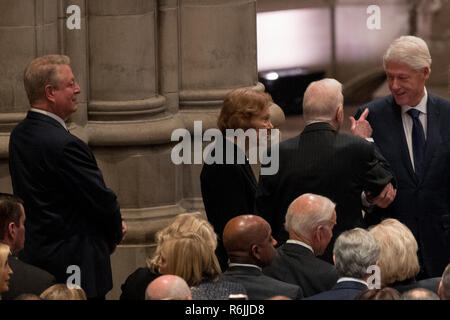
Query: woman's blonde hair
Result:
<box><xmin>156</xmin><ymin>233</ymin><xmax>221</xmax><ymax>286</ymax></box>
<box><xmin>147</xmin><ymin>213</ymin><xmax>218</xmax><ymax>273</ymax></box>
<box><xmin>369</xmin><ymin>218</ymin><xmax>420</xmax><ymax>286</ymax></box>
<box><xmin>217</xmin><ymin>88</ymin><xmax>272</xmax><ymax>132</ymax></box>
<box><xmin>0</xmin><ymin>243</ymin><xmax>10</xmax><ymax>268</ymax></box>
<box><xmin>40</xmin><ymin>284</ymin><xmax>87</xmax><ymax>300</ymax></box>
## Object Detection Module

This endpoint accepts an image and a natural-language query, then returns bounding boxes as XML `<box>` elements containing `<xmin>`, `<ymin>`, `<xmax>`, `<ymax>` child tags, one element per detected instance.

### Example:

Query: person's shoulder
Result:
<box><xmin>428</xmin><ymin>93</ymin><xmax>450</xmax><ymax>110</ymax></box>
<box><xmin>10</xmin><ymin>257</ymin><xmax>55</xmax><ymax>281</ymax></box>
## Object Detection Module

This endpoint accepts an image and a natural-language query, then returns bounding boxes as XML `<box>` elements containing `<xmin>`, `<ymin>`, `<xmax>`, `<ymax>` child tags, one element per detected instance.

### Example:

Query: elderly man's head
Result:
<box><xmin>302</xmin><ymin>78</ymin><xmax>344</xmax><ymax>130</ymax></box>
<box><xmin>145</xmin><ymin>275</ymin><xmax>192</xmax><ymax>300</ymax></box>
<box><xmin>333</xmin><ymin>228</ymin><xmax>380</xmax><ymax>280</ymax></box>
<box><xmin>383</xmin><ymin>35</ymin><xmax>431</xmax><ymax>107</ymax></box>
<box><xmin>438</xmin><ymin>263</ymin><xmax>450</xmax><ymax>300</ymax></box>
<box><xmin>223</xmin><ymin>215</ymin><xmax>277</xmax><ymax>268</ymax></box>
<box><xmin>284</xmin><ymin>193</ymin><xmax>336</xmax><ymax>256</ymax></box>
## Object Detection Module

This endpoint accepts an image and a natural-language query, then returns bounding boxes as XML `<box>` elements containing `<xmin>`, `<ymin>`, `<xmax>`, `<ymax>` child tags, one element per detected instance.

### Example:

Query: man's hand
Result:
<box><xmin>350</xmin><ymin>108</ymin><xmax>373</xmax><ymax>139</ymax></box>
<box><xmin>367</xmin><ymin>183</ymin><xmax>396</xmax><ymax>208</ymax></box>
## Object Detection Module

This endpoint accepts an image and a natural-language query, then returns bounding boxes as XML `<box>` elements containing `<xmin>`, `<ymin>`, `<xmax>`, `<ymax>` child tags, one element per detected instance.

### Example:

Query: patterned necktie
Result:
<box><xmin>407</xmin><ymin>108</ymin><xmax>425</xmax><ymax>177</ymax></box>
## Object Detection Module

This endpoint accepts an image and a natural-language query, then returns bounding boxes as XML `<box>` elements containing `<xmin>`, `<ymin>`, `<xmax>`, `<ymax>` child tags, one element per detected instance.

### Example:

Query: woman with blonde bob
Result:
<box><xmin>0</xmin><ymin>243</ymin><xmax>13</xmax><ymax>298</ymax></box>
<box><xmin>40</xmin><ymin>284</ymin><xmax>87</xmax><ymax>300</ymax></box>
<box><xmin>369</xmin><ymin>218</ymin><xmax>441</xmax><ymax>293</ymax></box>
<box><xmin>201</xmin><ymin>88</ymin><xmax>274</xmax><ymax>270</ymax></box>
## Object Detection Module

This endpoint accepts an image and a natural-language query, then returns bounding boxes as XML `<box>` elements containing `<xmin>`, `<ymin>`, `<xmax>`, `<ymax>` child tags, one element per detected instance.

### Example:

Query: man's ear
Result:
<box><xmin>44</xmin><ymin>84</ymin><xmax>56</xmax><ymax>103</ymax></box>
<box><xmin>438</xmin><ymin>280</ymin><xmax>443</xmax><ymax>299</ymax></box>
<box><xmin>423</xmin><ymin>67</ymin><xmax>430</xmax><ymax>81</ymax></box>
<box><xmin>251</xmin><ymin>244</ymin><xmax>260</xmax><ymax>260</ymax></box>
<box><xmin>7</xmin><ymin>222</ymin><xmax>16</xmax><ymax>239</ymax></box>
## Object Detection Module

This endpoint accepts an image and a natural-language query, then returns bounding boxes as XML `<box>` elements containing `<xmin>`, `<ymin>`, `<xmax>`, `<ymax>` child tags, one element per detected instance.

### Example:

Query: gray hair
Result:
<box><xmin>333</xmin><ymin>228</ymin><xmax>380</xmax><ymax>279</ymax></box>
<box><xmin>302</xmin><ymin>78</ymin><xmax>343</xmax><ymax>125</ymax></box>
<box><xmin>284</xmin><ymin>193</ymin><xmax>335</xmax><ymax>237</ymax></box>
<box><xmin>383</xmin><ymin>35</ymin><xmax>432</xmax><ymax>71</ymax></box>
<box><xmin>440</xmin><ymin>263</ymin><xmax>450</xmax><ymax>300</ymax></box>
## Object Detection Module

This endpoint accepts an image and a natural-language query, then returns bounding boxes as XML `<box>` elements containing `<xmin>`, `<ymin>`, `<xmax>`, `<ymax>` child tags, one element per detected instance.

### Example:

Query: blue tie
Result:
<box><xmin>407</xmin><ymin>109</ymin><xmax>425</xmax><ymax>177</ymax></box>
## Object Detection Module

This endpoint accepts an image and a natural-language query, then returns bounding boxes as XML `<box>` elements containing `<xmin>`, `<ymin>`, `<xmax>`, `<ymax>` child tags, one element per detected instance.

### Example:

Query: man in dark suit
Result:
<box><xmin>222</xmin><ymin>215</ymin><xmax>303</xmax><ymax>300</ymax></box>
<box><xmin>0</xmin><ymin>193</ymin><xmax>55</xmax><ymax>300</ymax></box>
<box><xmin>8</xmin><ymin>55</ymin><xmax>126</xmax><ymax>299</ymax></box>
<box><xmin>306</xmin><ymin>228</ymin><xmax>380</xmax><ymax>300</ymax></box>
<box><xmin>256</xmin><ymin>78</ymin><xmax>396</xmax><ymax>262</ymax></box>
<box><xmin>263</xmin><ymin>193</ymin><xmax>339</xmax><ymax>297</ymax></box>
<box><xmin>351</xmin><ymin>36</ymin><xmax>450</xmax><ymax>278</ymax></box>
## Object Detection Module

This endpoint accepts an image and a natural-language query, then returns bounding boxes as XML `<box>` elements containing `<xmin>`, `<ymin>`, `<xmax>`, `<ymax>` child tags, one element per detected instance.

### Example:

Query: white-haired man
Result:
<box><xmin>263</xmin><ymin>193</ymin><xmax>339</xmax><ymax>297</ymax></box>
<box><xmin>256</xmin><ymin>78</ymin><xmax>396</xmax><ymax>263</ymax></box>
<box><xmin>351</xmin><ymin>35</ymin><xmax>450</xmax><ymax>278</ymax></box>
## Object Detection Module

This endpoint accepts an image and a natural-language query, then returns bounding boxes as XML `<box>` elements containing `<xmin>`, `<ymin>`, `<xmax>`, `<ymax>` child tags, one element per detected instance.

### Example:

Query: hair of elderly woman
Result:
<box><xmin>217</xmin><ymin>88</ymin><xmax>272</xmax><ymax>132</ymax></box>
<box><xmin>369</xmin><ymin>218</ymin><xmax>420</xmax><ymax>286</ymax></box>
<box><xmin>147</xmin><ymin>212</ymin><xmax>218</xmax><ymax>272</ymax></box>
<box><xmin>40</xmin><ymin>284</ymin><xmax>87</xmax><ymax>300</ymax></box>
<box><xmin>355</xmin><ymin>287</ymin><xmax>401</xmax><ymax>300</ymax></box>
<box><xmin>23</xmin><ymin>54</ymin><xmax>71</xmax><ymax>105</ymax></box>
<box><xmin>157</xmin><ymin>233</ymin><xmax>221</xmax><ymax>286</ymax></box>
<box><xmin>333</xmin><ymin>228</ymin><xmax>380</xmax><ymax>279</ymax></box>
<box><xmin>383</xmin><ymin>35</ymin><xmax>432</xmax><ymax>72</ymax></box>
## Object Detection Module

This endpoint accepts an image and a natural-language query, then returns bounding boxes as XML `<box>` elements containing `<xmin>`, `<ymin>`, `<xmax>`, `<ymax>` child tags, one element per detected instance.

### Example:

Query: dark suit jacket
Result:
<box><xmin>1</xmin><ymin>255</ymin><xmax>56</xmax><ymax>300</ymax></box>
<box><xmin>263</xmin><ymin>242</ymin><xmax>338</xmax><ymax>297</ymax></box>
<box><xmin>355</xmin><ymin>94</ymin><xmax>450</xmax><ymax>277</ymax></box>
<box><xmin>392</xmin><ymin>277</ymin><xmax>441</xmax><ymax>294</ymax></box>
<box><xmin>120</xmin><ymin>267</ymin><xmax>160</xmax><ymax>300</ymax></box>
<box><xmin>200</xmin><ymin>137</ymin><xmax>258</xmax><ymax>270</ymax></box>
<box><xmin>223</xmin><ymin>265</ymin><xmax>303</xmax><ymax>300</ymax></box>
<box><xmin>9</xmin><ymin>111</ymin><xmax>123</xmax><ymax>298</ymax></box>
<box><xmin>304</xmin><ymin>280</ymin><xmax>367</xmax><ymax>300</ymax></box>
<box><xmin>256</xmin><ymin>122</ymin><xmax>395</xmax><ymax>248</ymax></box>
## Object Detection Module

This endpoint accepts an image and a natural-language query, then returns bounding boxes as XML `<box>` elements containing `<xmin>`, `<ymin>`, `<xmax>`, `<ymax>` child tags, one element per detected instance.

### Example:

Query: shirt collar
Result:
<box><xmin>337</xmin><ymin>277</ymin><xmax>369</xmax><ymax>287</ymax></box>
<box><xmin>401</xmin><ymin>87</ymin><xmax>427</xmax><ymax>115</ymax></box>
<box><xmin>30</xmin><ymin>108</ymin><xmax>68</xmax><ymax>131</ymax></box>
<box><xmin>286</xmin><ymin>239</ymin><xmax>314</xmax><ymax>254</ymax></box>
<box><xmin>228</xmin><ymin>263</ymin><xmax>262</xmax><ymax>272</ymax></box>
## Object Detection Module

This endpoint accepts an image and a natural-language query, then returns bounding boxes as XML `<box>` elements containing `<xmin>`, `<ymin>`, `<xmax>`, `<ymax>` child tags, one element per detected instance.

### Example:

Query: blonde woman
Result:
<box><xmin>120</xmin><ymin>212</ymin><xmax>220</xmax><ymax>300</ymax></box>
<box><xmin>369</xmin><ymin>218</ymin><xmax>441</xmax><ymax>293</ymax></box>
<box><xmin>40</xmin><ymin>284</ymin><xmax>87</xmax><ymax>300</ymax></box>
<box><xmin>0</xmin><ymin>243</ymin><xmax>13</xmax><ymax>299</ymax></box>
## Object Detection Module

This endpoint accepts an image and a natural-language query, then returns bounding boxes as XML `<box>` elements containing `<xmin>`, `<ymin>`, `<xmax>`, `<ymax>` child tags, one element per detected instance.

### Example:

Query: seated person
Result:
<box><xmin>263</xmin><ymin>193</ymin><xmax>338</xmax><ymax>297</ymax></box>
<box><xmin>306</xmin><ymin>228</ymin><xmax>380</xmax><ymax>300</ymax></box>
<box><xmin>40</xmin><ymin>284</ymin><xmax>87</xmax><ymax>300</ymax></box>
<box><xmin>145</xmin><ymin>275</ymin><xmax>192</xmax><ymax>300</ymax></box>
<box><xmin>222</xmin><ymin>215</ymin><xmax>303</xmax><ymax>300</ymax></box>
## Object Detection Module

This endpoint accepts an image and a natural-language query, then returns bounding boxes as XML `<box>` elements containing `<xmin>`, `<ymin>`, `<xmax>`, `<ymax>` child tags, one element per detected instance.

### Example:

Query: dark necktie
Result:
<box><xmin>407</xmin><ymin>108</ymin><xmax>425</xmax><ymax>177</ymax></box>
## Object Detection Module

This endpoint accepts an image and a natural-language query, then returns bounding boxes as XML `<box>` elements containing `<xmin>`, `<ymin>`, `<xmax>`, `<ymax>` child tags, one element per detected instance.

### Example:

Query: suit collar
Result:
<box><xmin>302</xmin><ymin>122</ymin><xmax>335</xmax><ymax>134</ymax></box>
<box><xmin>332</xmin><ymin>280</ymin><xmax>368</xmax><ymax>290</ymax></box>
<box><xmin>226</xmin><ymin>264</ymin><xmax>263</xmax><ymax>275</ymax></box>
<box><xmin>284</xmin><ymin>241</ymin><xmax>315</xmax><ymax>255</ymax></box>
<box><xmin>26</xmin><ymin>110</ymin><xmax>68</xmax><ymax>131</ymax></box>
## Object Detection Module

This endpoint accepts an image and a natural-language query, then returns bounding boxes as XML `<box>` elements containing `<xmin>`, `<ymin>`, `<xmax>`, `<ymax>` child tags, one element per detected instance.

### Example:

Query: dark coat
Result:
<box><xmin>256</xmin><ymin>122</ymin><xmax>395</xmax><ymax>249</ymax></box>
<box><xmin>9</xmin><ymin>111</ymin><xmax>123</xmax><ymax>298</ymax></box>
<box><xmin>223</xmin><ymin>265</ymin><xmax>304</xmax><ymax>300</ymax></box>
<box><xmin>304</xmin><ymin>280</ymin><xmax>368</xmax><ymax>300</ymax></box>
<box><xmin>263</xmin><ymin>242</ymin><xmax>338</xmax><ymax>297</ymax></box>
<box><xmin>355</xmin><ymin>94</ymin><xmax>450</xmax><ymax>277</ymax></box>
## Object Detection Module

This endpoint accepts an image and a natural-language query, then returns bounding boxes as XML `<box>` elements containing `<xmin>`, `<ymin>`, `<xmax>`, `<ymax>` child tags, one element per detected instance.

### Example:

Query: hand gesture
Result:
<box><xmin>350</xmin><ymin>108</ymin><xmax>373</xmax><ymax>139</ymax></box>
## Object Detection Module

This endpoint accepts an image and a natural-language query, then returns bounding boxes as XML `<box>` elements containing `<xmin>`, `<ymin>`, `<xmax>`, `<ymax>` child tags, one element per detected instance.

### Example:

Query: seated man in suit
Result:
<box><xmin>0</xmin><ymin>193</ymin><xmax>56</xmax><ymax>300</ymax></box>
<box><xmin>256</xmin><ymin>78</ymin><xmax>396</xmax><ymax>263</ymax></box>
<box><xmin>145</xmin><ymin>275</ymin><xmax>192</xmax><ymax>300</ymax></box>
<box><xmin>222</xmin><ymin>215</ymin><xmax>303</xmax><ymax>300</ymax></box>
<box><xmin>306</xmin><ymin>228</ymin><xmax>380</xmax><ymax>300</ymax></box>
<box><xmin>351</xmin><ymin>35</ymin><xmax>450</xmax><ymax>278</ymax></box>
<box><xmin>438</xmin><ymin>263</ymin><xmax>450</xmax><ymax>300</ymax></box>
<box><xmin>263</xmin><ymin>193</ymin><xmax>338</xmax><ymax>297</ymax></box>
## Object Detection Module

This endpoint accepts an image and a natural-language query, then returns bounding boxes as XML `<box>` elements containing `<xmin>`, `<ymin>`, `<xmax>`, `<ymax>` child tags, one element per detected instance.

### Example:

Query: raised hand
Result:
<box><xmin>350</xmin><ymin>108</ymin><xmax>372</xmax><ymax>139</ymax></box>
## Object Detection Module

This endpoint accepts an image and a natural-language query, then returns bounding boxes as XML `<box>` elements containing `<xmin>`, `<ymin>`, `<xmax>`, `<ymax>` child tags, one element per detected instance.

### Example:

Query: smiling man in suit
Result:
<box><xmin>8</xmin><ymin>55</ymin><xmax>126</xmax><ymax>299</ymax></box>
<box><xmin>351</xmin><ymin>36</ymin><xmax>450</xmax><ymax>278</ymax></box>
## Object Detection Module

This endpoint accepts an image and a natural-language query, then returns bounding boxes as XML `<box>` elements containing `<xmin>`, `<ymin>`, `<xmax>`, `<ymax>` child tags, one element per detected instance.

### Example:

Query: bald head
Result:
<box><xmin>302</xmin><ymin>78</ymin><xmax>344</xmax><ymax>128</ymax></box>
<box><xmin>145</xmin><ymin>275</ymin><xmax>192</xmax><ymax>300</ymax></box>
<box><xmin>223</xmin><ymin>215</ymin><xmax>276</xmax><ymax>267</ymax></box>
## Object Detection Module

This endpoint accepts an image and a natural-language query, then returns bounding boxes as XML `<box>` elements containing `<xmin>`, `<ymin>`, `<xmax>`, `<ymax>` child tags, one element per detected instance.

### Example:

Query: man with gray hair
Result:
<box><xmin>263</xmin><ymin>193</ymin><xmax>339</xmax><ymax>297</ymax></box>
<box><xmin>306</xmin><ymin>228</ymin><xmax>380</xmax><ymax>300</ymax></box>
<box><xmin>256</xmin><ymin>78</ymin><xmax>395</xmax><ymax>263</ymax></box>
<box><xmin>351</xmin><ymin>35</ymin><xmax>450</xmax><ymax>278</ymax></box>
<box><xmin>145</xmin><ymin>275</ymin><xmax>192</xmax><ymax>300</ymax></box>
